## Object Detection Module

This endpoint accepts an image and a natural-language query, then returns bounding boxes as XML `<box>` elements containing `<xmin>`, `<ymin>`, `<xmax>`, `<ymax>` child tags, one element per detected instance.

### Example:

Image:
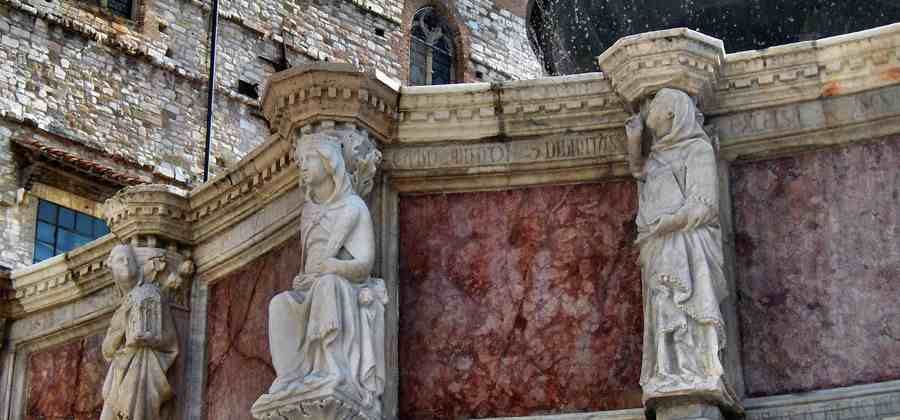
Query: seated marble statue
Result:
<box><xmin>625</xmin><ymin>88</ymin><xmax>727</xmax><ymax>395</ymax></box>
<box><xmin>101</xmin><ymin>244</ymin><xmax>179</xmax><ymax>420</ymax></box>
<box><xmin>255</xmin><ymin>135</ymin><xmax>387</xmax><ymax>416</ymax></box>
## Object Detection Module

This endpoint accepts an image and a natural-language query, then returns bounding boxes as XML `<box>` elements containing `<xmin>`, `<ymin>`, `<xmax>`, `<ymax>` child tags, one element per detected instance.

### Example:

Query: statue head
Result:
<box><xmin>645</xmin><ymin>88</ymin><xmax>709</xmax><ymax>150</ymax></box>
<box><xmin>107</xmin><ymin>244</ymin><xmax>139</xmax><ymax>295</ymax></box>
<box><xmin>295</xmin><ymin>137</ymin><xmax>353</xmax><ymax>204</ymax></box>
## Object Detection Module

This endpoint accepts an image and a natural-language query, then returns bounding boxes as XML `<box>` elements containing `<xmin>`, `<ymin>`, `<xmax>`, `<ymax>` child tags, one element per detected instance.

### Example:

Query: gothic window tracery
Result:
<box><xmin>410</xmin><ymin>7</ymin><xmax>456</xmax><ymax>86</ymax></box>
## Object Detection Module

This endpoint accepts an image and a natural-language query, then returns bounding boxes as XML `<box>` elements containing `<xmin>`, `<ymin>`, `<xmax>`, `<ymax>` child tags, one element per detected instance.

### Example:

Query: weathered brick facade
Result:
<box><xmin>0</xmin><ymin>0</ymin><xmax>541</xmax><ymax>270</ymax></box>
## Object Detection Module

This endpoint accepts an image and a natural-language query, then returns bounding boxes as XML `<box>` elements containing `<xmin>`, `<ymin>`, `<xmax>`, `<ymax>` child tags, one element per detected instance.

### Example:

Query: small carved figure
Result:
<box><xmin>101</xmin><ymin>244</ymin><xmax>179</xmax><ymax>420</ymax></box>
<box><xmin>626</xmin><ymin>88</ymin><xmax>727</xmax><ymax>394</ymax></box>
<box><xmin>253</xmin><ymin>132</ymin><xmax>387</xmax><ymax>419</ymax></box>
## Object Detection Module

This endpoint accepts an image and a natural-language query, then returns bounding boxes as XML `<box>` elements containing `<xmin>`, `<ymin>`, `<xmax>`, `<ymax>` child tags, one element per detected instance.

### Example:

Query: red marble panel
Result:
<box><xmin>25</xmin><ymin>334</ymin><xmax>108</xmax><ymax>420</ymax></box>
<box><xmin>206</xmin><ymin>236</ymin><xmax>302</xmax><ymax>420</ymax></box>
<box><xmin>399</xmin><ymin>182</ymin><xmax>644</xmax><ymax>420</ymax></box>
<box><xmin>731</xmin><ymin>137</ymin><xmax>900</xmax><ymax>397</ymax></box>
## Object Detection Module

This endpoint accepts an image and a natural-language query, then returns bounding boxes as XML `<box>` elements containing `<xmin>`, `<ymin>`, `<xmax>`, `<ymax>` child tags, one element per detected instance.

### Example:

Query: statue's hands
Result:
<box><xmin>681</xmin><ymin>201</ymin><xmax>716</xmax><ymax>230</ymax></box>
<box><xmin>315</xmin><ymin>258</ymin><xmax>343</xmax><ymax>274</ymax></box>
<box><xmin>292</xmin><ymin>273</ymin><xmax>310</xmax><ymax>290</ymax></box>
<box><xmin>625</xmin><ymin>115</ymin><xmax>645</xmax><ymax>179</ymax></box>
<box><xmin>652</xmin><ymin>213</ymin><xmax>688</xmax><ymax>237</ymax></box>
<box><xmin>304</xmin><ymin>258</ymin><xmax>344</xmax><ymax>278</ymax></box>
<box><xmin>131</xmin><ymin>332</ymin><xmax>156</xmax><ymax>347</ymax></box>
<box><xmin>625</xmin><ymin>114</ymin><xmax>644</xmax><ymax>141</ymax></box>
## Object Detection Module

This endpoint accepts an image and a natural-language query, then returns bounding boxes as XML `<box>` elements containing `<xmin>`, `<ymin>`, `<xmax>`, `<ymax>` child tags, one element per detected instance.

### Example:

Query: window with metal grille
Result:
<box><xmin>409</xmin><ymin>7</ymin><xmax>456</xmax><ymax>86</ymax></box>
<box><xmin>106</xmin><ymin>0</ymin><xmax>134</xmax><ymax>19</ymax></box>
<box><xmin>34</xmin><ymin>199</ymin><xmax>110</xmax><ymax>263</ymax></box>
<box><xmin>77</xmin><ymin>0</ymin><xmax>134</xmax><ymax>19</ymax></box>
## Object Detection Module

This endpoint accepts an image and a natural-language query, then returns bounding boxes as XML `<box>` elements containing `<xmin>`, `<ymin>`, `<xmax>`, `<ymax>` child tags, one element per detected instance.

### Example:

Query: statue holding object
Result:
<box><xmin>101</xmin><ymin>244</ymin><xmax>193</xmax><ymax>420</ymax></box>
<box><xmin>625</xmin><ymin>88</ymin><xmax>732</xmax><ymax>403</ymax></box>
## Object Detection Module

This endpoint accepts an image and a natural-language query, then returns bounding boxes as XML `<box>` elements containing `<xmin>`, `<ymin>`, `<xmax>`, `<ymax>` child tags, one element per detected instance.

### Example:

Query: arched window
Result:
<box><xmin>409</xmin><ymin>7</ymin><xmax>456</xmax><ymax>86</ymax></box>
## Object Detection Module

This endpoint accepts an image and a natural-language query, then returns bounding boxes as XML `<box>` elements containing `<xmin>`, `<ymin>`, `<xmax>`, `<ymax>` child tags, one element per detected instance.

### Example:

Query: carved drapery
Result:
<box><xmin>251</xmin><ymin>122</ymin><xmax>386</xmax><ymax>420</ymax></box>
<box><xmin>600</xmin><ymin>29</ymin><xmax>739</xmax><ymax>420</ymax></box>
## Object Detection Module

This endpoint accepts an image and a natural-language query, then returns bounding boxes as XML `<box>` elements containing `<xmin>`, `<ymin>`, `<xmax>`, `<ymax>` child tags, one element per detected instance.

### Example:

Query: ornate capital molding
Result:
<box><xmin>103</xmin><ymin>184</ymin><xmax>192</xmax><ymax>246</ymax></box>
<box><xmin>262</xmin><ymin>63</ymin><xmax>400</xmax><ymax>144</ymax></box>
<box><xmin>597</xmin><ymin>28</ymin><xmax>725</xmax><ymax>107</ymax></box>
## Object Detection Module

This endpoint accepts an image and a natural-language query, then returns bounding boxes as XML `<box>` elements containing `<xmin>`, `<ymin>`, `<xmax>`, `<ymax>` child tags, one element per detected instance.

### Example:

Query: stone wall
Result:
<box><xmin>456</xmin><ymin>0</ymin><xmax>542</xmax><ymax>81</ymax></box>
<box><xmin>732</xmin><ymin>137</ymin><xmax>900</xmax><ymax>397</ymax></box>
<box><xmin>398</xmin><ymin>182</ymin><xmax>643</xmax><ymax>419</ymax></box>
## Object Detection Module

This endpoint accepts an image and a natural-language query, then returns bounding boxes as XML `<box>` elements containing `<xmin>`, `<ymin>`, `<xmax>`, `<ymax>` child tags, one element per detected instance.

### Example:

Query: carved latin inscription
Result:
<box><xmin>385</xmin><ymin>133</ymin><xmax>624</xmax><ymax>170</ymax></box>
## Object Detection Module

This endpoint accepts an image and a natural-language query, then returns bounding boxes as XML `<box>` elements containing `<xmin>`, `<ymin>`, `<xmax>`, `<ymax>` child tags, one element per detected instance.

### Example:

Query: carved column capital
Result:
<box><xmin>261</xmin><ymin>63</ymin><xmax>400</xmax><ymax>145</ymax></box>
<box><xmin>597</xmin><ymin>28</ymin><xmax>725</xmax><ymax>108</ymax></box>
<box><xmin>102</xmin><ymin>184</ymin><xmax>192</xmax><ymax>246</ymax></box>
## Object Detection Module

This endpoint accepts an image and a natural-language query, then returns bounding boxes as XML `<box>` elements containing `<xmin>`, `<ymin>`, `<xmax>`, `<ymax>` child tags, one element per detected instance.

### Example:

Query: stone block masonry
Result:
<box><xmin>456</xmin><ymin>0</ymin><xmax>542</xmax><ymax>81</ymax></box>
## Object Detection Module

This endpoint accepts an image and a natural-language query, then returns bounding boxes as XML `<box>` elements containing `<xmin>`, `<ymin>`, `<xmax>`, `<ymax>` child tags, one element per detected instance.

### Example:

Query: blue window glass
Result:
<box><xmin>33</xmin><ymin>200</ymin><xmax>110</xmax><ymax>263</ymax></box>
<box><xmin>58</xmin><ymin>207</ymin><xmax>75</xmax><ymax>230</ymax></box>
<box><xmin>37</xmin><ymin>200</ymin><xmax>57</xmax><ymax>222</ymax></box>
<box><xmin>95</xmin><ymin>219</ymin><xmax>110</xmax><ymax>236</ymax></box>
<box><xmin>75</xmin><ymin>213</ymin><xmax>93</xmax><ymax>235</ymax></box>
<box><xmin>34</xmin><ymin>242</ymin><xmax>54</xmax><ymax>262</ymax></box>
<box><xmin>36</xmin><ymin>221</ymin><xmax>56</xmax><ymax>244</ymax></box>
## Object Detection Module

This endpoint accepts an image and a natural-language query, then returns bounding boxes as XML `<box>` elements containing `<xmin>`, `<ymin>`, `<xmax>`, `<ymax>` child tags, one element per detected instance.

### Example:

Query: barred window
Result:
<box><xmin>33</xmin><ymin>199</ymin><xmax>110</xmax><ymax>263</ymax></box>
<box><xmin>79</xmin><ymin>0</ymin><xmax>135</xmax><ymax>19</ymax></box>
<box><xmin>106</xmin><ymin>0</ymin><xmax>134</xmax><ymax>19</ymax></box>
<box><xmin>409</xmin><ymin>7</ymin><xmax>456</xmax><ymax>86</ymax></box>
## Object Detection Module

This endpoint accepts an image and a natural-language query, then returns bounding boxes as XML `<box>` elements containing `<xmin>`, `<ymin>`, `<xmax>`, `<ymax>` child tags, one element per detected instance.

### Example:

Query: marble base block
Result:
<box><xmin>251</xmin><ymin>389</ymin><xmax>380</xmax><ymax>420</ymax></box>
<box><xmin>644</xmin><ymin>375</ymin><xmax>737</xmax><ymax>408</ymax></box>
<box><xmin>656</xmin><ymin>402</ymin><xmax>724</xmax><ymax>420</ymax></box>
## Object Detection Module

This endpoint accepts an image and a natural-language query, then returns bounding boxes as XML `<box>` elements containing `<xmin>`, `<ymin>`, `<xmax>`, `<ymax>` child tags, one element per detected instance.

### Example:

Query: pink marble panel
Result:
<box><xmin>398</xmin><ymin>182</ymin><xmax>644</xmax><ymax>419</ymax></box>
<box><xmin>206</xmin><ymin>237</ymin><xmax>302</xmax><ymax>420</ymax></box>
<box><xmin>25</xmin><ymin>334</ymin><xmax>108</xmax><ymax>420</ymax></box>
<box><xmin>731</xmin><ymin>137</ymin><xmax>900</xmax><ymax>397</ymax></box>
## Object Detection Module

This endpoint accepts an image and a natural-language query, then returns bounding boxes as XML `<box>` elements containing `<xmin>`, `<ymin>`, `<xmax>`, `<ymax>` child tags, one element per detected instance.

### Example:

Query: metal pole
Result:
<box><xmin>202</xmin><ymin>0</ymin><xmax>220</xmax><ymax>182</ymax></box>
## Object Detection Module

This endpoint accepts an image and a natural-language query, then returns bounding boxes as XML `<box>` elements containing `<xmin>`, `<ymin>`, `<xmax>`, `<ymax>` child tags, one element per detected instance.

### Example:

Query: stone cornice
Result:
<box><xmin>398</xmin><ymin>83</ymin><xmax>500</xmax><ymax>143</ymax></box>
<box><xmin>397</xmin><ymin>74</ymin><xmax>628</xmax><ymax>145</ymax></box>
<box><xmin>186</xmin><ymin>133</ymin><xmax>297</xmax><ymax>245</ymax></box>
<box><xmin>103</xmin><ymin>184</ymin><xmax>192</xmax><ymax>245</ymax></box>
<box><xmin>501</xmin><ymin>73</ymin><xmax>628</xmax><ymax>137</ymax></box>
<box><xmin>4</xmin><ymin>235</ymin><xmax>115</xmax><ymax>318</ymax></box>
<box><xmin>712</xmin><ymin>23</ymin><xmax>900</xmax><ymax>115</ymax></box>
<box><xmin>262</xmin><ymin>63</ymin><xmax>401</xmax><ymax>143</ymax></box>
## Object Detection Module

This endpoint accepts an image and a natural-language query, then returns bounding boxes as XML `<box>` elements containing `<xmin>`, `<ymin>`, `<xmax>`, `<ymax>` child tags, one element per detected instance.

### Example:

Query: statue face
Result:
<box><xmin>298</xmin><ymin>149</ymin><xmax>329</xmax><ymax>187</ymax></box>
<box><xmin>108</xmin><ymin>245</ymin><xmax>137</xmax><ymax>292</ymax></box>
<box><xmin>646</xmin><ymin>105</ymin><xmax>674</xmax><ymax>140</ymax></box>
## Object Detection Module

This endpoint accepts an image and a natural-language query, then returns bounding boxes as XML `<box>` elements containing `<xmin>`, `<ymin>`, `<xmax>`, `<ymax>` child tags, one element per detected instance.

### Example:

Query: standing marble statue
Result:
<box><xmin>253</xmin><ymin>132</ymin><xmax>387</xmax><ymax>420</ymax></box>
<box><xmin>101</xmin><ymin>244</ymin><xmax>180</xmax><ymax>420</ymax></box>
<box><xmin>625</xmin><ymin>88</ymin><xmax>728</xmax><ymax>397</ymax></box>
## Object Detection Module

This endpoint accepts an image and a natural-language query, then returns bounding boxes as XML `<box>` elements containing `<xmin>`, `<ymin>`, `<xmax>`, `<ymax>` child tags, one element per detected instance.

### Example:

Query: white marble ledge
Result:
<box><xmin>472</xmin><ymin>408</ymin><xmax>645</xmax><ymax>420</ymax></box>
<box><xmin>744</xmin><ymin>380</ymin><xmax>900</xmax><ymax>420</ymax></box>
<box><xmin>401</xmin><ymin>82</ymin><xmax>494</xmax><ymax>96</ymax></box>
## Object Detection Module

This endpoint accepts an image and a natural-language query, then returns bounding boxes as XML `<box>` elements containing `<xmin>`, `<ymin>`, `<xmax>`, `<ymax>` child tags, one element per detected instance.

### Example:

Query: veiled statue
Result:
<box><xmin>625</xmin><ymin>88</ymin><xmax>728</xmax><ymax>398</ymax></box>
<box><xmin>101</xmin><ymin>244</ymin><xmax>191</xmax><ymax>420</ymax></box>
<box><xmin>252</xmin><ymin>130</ymin><xmax>387</xmax><ymax>420</ymax></box>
